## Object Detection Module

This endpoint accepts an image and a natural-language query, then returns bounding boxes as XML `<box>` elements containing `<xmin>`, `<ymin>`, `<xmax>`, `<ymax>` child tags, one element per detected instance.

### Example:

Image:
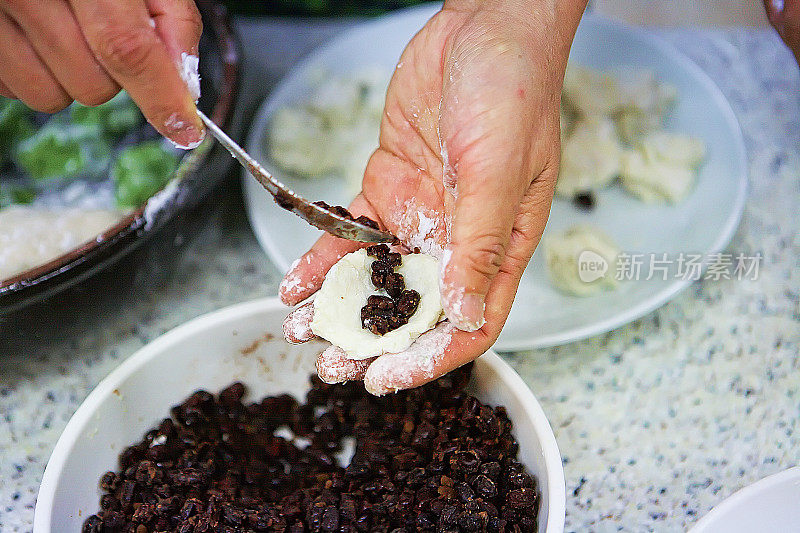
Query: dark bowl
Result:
<box><xmin>0</xmin><ymin>0</ymin><xmax>240</xmax><ymax>314</ymax></box>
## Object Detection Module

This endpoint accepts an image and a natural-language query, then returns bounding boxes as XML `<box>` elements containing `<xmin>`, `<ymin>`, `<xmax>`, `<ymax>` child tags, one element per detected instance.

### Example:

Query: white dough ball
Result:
<box><xmin>620</xmin><ymin>149</ymin><xmax>698</xmax><ymax>203</ymax></box>
<box><xmin>556</xmin><ymin>118</ymin><xmax>623</xmax><ymax>198</ymax></box>
<box><xmin>545</xmin><ymin>225</ymin><xmax>621</xmax><ymax>297</ymax></box>
<box><xmin>311</xmin><ymin>249</ymin><xmax>443</xmax><ymax>360</ymax></box>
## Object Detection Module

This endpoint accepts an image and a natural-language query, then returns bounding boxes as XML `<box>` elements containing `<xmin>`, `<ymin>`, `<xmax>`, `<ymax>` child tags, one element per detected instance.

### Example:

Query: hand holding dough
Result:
<box><xmin>279</xmin><ymin>0</ymin><xmax>586</xmax><ymax>395</ymax></box>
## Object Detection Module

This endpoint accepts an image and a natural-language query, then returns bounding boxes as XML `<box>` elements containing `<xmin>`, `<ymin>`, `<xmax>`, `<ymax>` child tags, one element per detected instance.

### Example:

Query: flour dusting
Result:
<box><xmin>164</xmin><ymin>113</ymin><xmax>204</xmax><ymax>150</ymax></box>
<box><xmin>438</xmin><ymin>247</ymin><xmax>464</xmax><ymax>324</ymax></box>
<box><xmin>143</xmin><ymin>179</ymin><xmax>180</xmax><ymax>230</ymax></box>
<box><xmin>317</xmin><ymin>346</ymin><xmax>373</xmax><ymax>384</ymax></box>
<box><xmin>440</xmin><ymin>281</ymin><xmax>465</xmax><ymax>323</ymax></box>
<box><xmin>390</xmin><ymin>199</ymin><xmax>444</xmax><ymax>258</ymax></box>
<box><xmin>439</xmin><ymin>248</ymin><xmax>453</xmax><ymax>286</ymax></box>
<box><xmin>283</xmin><ymin>304</ymin><xmax>315</xmax><ymax>344</ymax></box>
<box><xmin>279</xmin><ymin>259</ymin><xmax>303</xmax><ymax>297</ymax></box>
<box><xmin>438</xmin><ymin>246</ymin><xmax>485</xmax><ymax>331</ymax></box>
<box><xmin>164</xmin><ymin>113</ymin><xmax>185</xmax><ymax>130</ymax></box>
<box><xmin>440</xmin><ymin>139</ymin><xmax>458</xmax><ymax>196</ymax></box>
<box><xmin>363</xmin><ymin>322</ymin><xmax>454</xmax><ymax>396</ymax></box>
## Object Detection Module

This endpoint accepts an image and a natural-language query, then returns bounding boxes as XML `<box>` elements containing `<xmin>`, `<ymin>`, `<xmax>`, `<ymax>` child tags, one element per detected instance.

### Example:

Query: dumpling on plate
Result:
<box><xmin>636</xmin><ymin>131</ymin><xmax>706</xmax><ymax>167</ymax></box>
<box><xmin>562</xmin><ymin>66</ymin><xmax>621</xmax><ymax>117</ymax></box>
<box><xmin>620</xmin><ymin>131</ymin><xmax>706</xmax><ymax>203</ymax></box>
<box><xmin>545</xmin><ymin>225</ymin><xmax>621</xmax><ymax>297</ymax></box>
<box><xmin>268</xmin><ymin>106</ymin><xmax>341</xmax><ymax>177</ymax></box>
<box><xmin>614</xmin><ymin>70</ymin><xmax>678</xmax><ymax>143</ymax></box>
<box><xmin>267</xmin><ymin>68</ymin><xmax>388</xmax><ymax>198</ymax></box>
<box><xmin>556</xmin><ymin>118</ymin><xmax>623</xmax><ymax>198</ymax></box>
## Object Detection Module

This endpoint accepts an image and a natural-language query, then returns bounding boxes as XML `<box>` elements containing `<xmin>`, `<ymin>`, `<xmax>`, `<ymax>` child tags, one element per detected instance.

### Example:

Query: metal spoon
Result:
<box><xmin>197</xmin><ymin>110</ymin><xmax>396</xmax><ymax>244</ymax></box>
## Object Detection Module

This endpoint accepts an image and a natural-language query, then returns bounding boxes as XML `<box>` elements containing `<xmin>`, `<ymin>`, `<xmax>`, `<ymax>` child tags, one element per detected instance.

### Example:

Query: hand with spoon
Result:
<box><xmin>0</xmin><ymin>0</ymin><xmax>205</xmax><ymax>148</ymax></box>
<box><xmin>280</xmin><ymin>0</ymin><xmax>587</xmax><ymax>395</ymax></box>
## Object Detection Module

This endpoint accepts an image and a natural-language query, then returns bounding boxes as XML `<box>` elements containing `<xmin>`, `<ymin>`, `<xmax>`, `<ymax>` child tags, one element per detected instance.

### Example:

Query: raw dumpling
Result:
<box><xmin>562</xmin><ymin>66</ymin><xmax>621</xmax><ymax>117</ymax></box>
<box><xmin>311</xmin><ymin>249</ymin><xmax>443</xmax><ymax>360</ymax></box>
<box><xmin>614</xmin><ymin>70</ymin><xmax>677</xmax><ymax>145</ymax></box>
<box><xmin>563</xmin><ymin>65</ymin><xmax>677</xmax><ymax>145</ymax></box>
<box><xmin>620</xmin><ymin>151</ymin><xmax>696</xmax><ymax>203</ymax></box>
<box><xmin>620</xmin><ymin>132</ymin><xmax>706</xmax><ymax>203</ymax></box>
<box><xmin>268</xmin><ymin>106</ymin><xmax>341</xmax><ymax>176</ymax></box>
<box><xmin>616</xmin><ymin>69</ymin><xmax>677</xmax><ymax>118</ymax></box>
<box><xmin>636</xmin><ymin>131</ymin><xmax>706</xmax><ymax>168</ymax></box>
<box><xmin>545</xmin><ymin>225</ymin><xmax>620</xmax><ymax>297</ymax></box>
<box><xmin>268</xmin><ymin>68</ymin><xmax>389</xmax><ymax>199</ymax></box>
<box><xmin>556</xmin><ymin>118</ymin><xmax>623</xmax><ymax>198</ymax></box>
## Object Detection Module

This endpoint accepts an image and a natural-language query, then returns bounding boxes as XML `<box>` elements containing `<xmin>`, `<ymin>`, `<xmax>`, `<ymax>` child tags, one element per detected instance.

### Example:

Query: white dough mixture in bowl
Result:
<box><xmin>0</xmin><ymin>206</ymin><xmax>121</xmax><ymax>281</ymax></box>
<box><xmin>310</xmin><ymin>249</ymin><xmax>443</xmax><ymax>359</ymax></box>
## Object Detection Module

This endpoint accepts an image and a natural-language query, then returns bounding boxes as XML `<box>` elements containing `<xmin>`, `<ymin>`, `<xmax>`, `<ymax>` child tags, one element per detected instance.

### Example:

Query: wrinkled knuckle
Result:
<box><xmin>505</xmin><ymin>243</ymin><xmax>534</xmax><ymax>273</ymax></box>
<box><xmin>4</xmin><ymin>0</ymin><xmax>30</xmax><ymax>15</ymax></box>
<box><xmin>93</xmin><ymin>26</ymin><xmax>154</xmax><ymax>76</ymax></box>
<box><xmin>185</xmin><ymin>7</ymin><xmax>204</xmax><ymax>37</ymax></box>
<box><xmin>462</xmin><ymin>234</ymin><xmax>506</xmax><ymax>280</ymax></box>
<box><xmin>73</xmin><ymin>85</ymin><xmax>119</xmax><ymax>108</ymax></box>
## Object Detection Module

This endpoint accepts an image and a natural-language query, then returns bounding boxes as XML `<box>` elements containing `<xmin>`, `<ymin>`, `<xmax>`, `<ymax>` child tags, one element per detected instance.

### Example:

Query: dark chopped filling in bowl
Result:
<box><xmin>83</xmin><ymin>364</ymin><xmax>540</xmax><ymax>532</ymax></box>
<box><xmin>360</xmin><ymin>244</ymin><xmax>421</xmax><ymax>336</ymax></box>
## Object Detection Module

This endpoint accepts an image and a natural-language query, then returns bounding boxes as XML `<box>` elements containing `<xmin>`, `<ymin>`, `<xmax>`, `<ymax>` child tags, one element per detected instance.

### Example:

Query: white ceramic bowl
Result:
<box><xmin>34</xmin><ymin>297</ymin><xmax>565</xmax><ymax>532</ymax></box>
<box><xmin>689</xmin><ymin>467</ymin><xmax>800</xmax><ymax>533</ymax></box>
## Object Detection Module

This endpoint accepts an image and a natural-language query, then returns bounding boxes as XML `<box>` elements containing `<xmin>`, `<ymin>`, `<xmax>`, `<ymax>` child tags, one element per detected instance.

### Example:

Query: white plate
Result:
<box><xmin>242</xmin><ymin>5</ymin><xmax>747</xmax><ymax>351</ymax></box>
<box><xmin>689</xmin><ymin>468</ymin><xmax>800</xmax><ymax>533</ymax></box>
<box><xmin>34</xmin><ymin>297</ymin><xmax>565</xmax><ymax>533</ymax></box>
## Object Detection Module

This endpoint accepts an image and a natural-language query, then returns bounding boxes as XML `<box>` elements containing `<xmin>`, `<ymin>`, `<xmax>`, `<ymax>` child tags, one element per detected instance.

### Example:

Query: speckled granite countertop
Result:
<box><xmin>1</xmin><ymin>21</ymin><xmax>798</xmax><ymax>533</ymax></box>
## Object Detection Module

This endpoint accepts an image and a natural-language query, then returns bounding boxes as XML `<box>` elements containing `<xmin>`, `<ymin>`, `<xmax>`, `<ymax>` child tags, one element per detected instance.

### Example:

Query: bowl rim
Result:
<box><xmin>33</xmin><ymin>296</ymin><xmax>566</xmax><ymax>533</ymax></box>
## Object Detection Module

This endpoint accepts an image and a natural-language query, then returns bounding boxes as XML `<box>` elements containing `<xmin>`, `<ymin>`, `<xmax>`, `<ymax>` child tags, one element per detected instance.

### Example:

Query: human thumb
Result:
<box><xmin>439</xmin><ymin>181</ymin><xmax>521</xmax><ymax>332</ymax></box>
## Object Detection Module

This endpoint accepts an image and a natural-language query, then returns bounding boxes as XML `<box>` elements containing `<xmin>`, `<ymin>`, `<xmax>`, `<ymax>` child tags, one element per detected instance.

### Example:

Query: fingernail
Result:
<box><xmin>444</xmin><ymin>292</ymin><xmax>486</xmax><ymax>332</ymax></box>
<box><xmin>283</xmin><ymin>305</ymin><xmax>315</xmax><ymax>344</ymax></box>
<box><xmin>363</xmin><ymin>379</ymin><xmax>391</xmax><ymax>396</ymax></box>
<box><xmin>163</xmin><ymin>111</ymin><xmax>205</xmax><ymax>150</ymax></box>
<box><xmin>316</xmin><ymin>346</ymin><xmax>372</xmax><ymax>384</ymax></box>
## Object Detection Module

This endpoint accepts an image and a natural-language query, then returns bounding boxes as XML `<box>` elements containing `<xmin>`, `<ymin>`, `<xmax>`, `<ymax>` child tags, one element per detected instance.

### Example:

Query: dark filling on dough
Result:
<box><xmin>360</xmin><ymin>244</ymin><xmax>421</xmax><ymax>335</ymax></box>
